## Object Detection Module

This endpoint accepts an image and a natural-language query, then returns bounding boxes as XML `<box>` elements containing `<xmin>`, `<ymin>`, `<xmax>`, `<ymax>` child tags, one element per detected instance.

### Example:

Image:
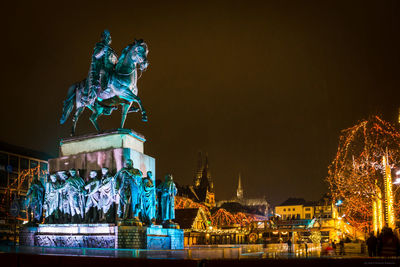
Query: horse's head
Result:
<box><xmin>130</xmin><ymin>39</ymin><xmax>149</xmax><ymax>72</ymax></box>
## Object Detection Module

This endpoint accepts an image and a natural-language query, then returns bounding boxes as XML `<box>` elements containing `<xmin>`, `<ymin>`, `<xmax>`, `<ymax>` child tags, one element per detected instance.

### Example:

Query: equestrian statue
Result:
<box><xmin>60</xmin><ymin>30</ymin><xmax>149</xmax><ymax>135</ymax></box>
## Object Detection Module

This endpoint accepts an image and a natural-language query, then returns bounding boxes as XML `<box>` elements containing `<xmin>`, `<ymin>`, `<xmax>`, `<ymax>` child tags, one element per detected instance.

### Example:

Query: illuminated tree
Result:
<box><xmin>310</xmin><ymin>231</ymin><xmax>321</xmax><ymax>244</ymax></box>
<box><xmin>326</xmin><ymin>116</ymin><xmax>400</xmax><ymax>231</ymax></box>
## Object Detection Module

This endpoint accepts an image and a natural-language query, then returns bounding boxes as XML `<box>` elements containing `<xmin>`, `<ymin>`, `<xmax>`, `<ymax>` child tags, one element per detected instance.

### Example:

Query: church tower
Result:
<box><xmin>236</xmin><ymin>173</ymin><xmax>243</xmax><ymax>199</ymax></box>
<box><xmin>193</xmin><ymin>152</ymin><xmax>215</xmax><ymax>207</ymax></box>
<box><xmin>193</xmin><ymin>151</ymin><xmax>203</xmax><ymax>187</ymax></box>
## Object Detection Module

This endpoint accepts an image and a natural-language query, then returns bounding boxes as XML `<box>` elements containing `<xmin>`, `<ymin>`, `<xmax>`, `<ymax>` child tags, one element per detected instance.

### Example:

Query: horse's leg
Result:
<box><xmin>136</xmin><ymin>98</ymin><xmax>147</xmax><ymax>122</ymax></box>
<box><xmin>71</xmin><ymin>107</ymin><xmax>84</xmax><ymax>136</ymax></box>
<box><xmin>131</xmin><ymin>96</ymin><xmax>147</xmax><ymax>122</ymax></box>
<box><xmin>120</xmin><ymin>103</ymin><xmax>132</xmax><ymax>129</ymax></box>
<box><xmin>122</xmin><ymin>87</ymin><xmax>147</xmax><ymax>122</ymax></box>
<box><xmin>128</xmin><ymin>105</ymin><xmax>139</xmax><ymax>113</ymax></box>
<box><xmin>89</xmin><ymin>105</ymin><xmax>103</xmax><ymax>132</ymax></box>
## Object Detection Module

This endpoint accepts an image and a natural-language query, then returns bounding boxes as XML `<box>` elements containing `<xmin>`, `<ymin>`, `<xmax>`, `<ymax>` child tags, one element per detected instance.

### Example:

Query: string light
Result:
<box><xmin>1</xmin><ymin>166</ymin><xmax>46</xmax><ymax>220</ymax></box>
<box><xmin>327</xmin><ymin>116</ymin><xmax>400</xmax><ymax>231</ymax></box>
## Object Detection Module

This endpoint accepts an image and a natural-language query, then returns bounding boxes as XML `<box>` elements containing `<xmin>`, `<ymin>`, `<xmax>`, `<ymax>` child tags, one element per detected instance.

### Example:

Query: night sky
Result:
<box><xmin>1</xmin><ymin>1</ymin><xmax>399</xmax><ymax>206</ymax></box>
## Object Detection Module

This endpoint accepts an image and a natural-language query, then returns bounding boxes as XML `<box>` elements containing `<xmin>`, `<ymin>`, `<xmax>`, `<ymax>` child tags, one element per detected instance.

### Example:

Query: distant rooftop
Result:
<box><xmin>0</xmin><ymin>141</ymin><xmax>53</xmax><ymax>161</ymax></box>
<box><xmin>304</xmin><ymin>201</ymin><xmax>318</xmax><ymax>206</ymax></box>
<box><xmin>278</xmin><ymin>198</ymin><xmax>306</xmax><ymax>206</ymax></box>
<box><xmin>174</xmin><ymin>208</ymin><xmax>200</xmax><ymax>229</ymax></box>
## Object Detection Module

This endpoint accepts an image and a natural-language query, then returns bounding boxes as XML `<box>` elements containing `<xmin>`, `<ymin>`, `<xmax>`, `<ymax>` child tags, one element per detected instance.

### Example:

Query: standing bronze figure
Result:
<box><xmin>26</xmin><ymin>176</ymin><xmax>45</xmax><ymax>225</ymax></box>
<box><xmin>115</xmin><ymin>159</ymin><xmax>142</xmax><ymax>222</ymax></box>
<box><xmin>157</xmin><ymin>174</ymin><xmax>177</xmax><ymax>226</ymax></box>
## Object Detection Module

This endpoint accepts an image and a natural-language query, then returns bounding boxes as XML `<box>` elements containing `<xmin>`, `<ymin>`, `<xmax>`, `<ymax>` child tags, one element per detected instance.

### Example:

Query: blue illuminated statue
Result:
<box><xmin>44</xmin><ymin>174</ymin><xmax>61</xmax><ymax>223</ymax></box>
<box><xmin>157</xmin><ymin>174</ymin><xmax>177</xmax><ymax>226</ymax></box>
<box><xmin>140</xmin><ymin>171</ymin><xmax>156</xmax><ymax>225</ymax></box>
<box><xmin>57</xmin><ymin>171</ymin><xmax>71</xmax><ymax>221</ymax></box>
<box><xmin>60</xmin><ymin>30</ymin><xmax>149</xmax><ymax>135</ymax></box>
<box><xmin>26</xmin><ymin>176</ymin><xmax>45</xmax><ymax>225</ymax></box>
<box><xmin>98</xmin><ymin>167</ymin><xmax>116</xmax><ymax>222</ymax></box>
<box><xmin>84</xmin><ymin>170</ymin><xmax>101</xmax><ymax>222</ymax></box>
<box><xmin>115</xmin><ymin>159</ymin><xmax>142</xmax><ymax>223</ymax></box>
<box><xmin>87</xmin><ymin>30</ymin><xmax>118</xmax><ymax>106</ymax></box>
<box><xmin>65</xmin><ymin>169</ymin><xmax>86</xmax><ymax>223</ymax></box>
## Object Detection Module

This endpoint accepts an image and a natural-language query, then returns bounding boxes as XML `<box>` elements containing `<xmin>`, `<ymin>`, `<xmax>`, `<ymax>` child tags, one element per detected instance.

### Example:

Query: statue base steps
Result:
<box><xmin>19</xmin><ymin>224</ymin><xmax>184</xmax><ymax>250</ymax></box>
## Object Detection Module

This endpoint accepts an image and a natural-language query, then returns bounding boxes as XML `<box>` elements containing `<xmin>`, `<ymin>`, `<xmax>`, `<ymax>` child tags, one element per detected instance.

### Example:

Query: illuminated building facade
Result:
<box><xmin>271</xmin><ymin>195</ymin><xmax>365</xmax><ymax>243</ymax></box>
<box><xmin>274</xmin><ymin>198</ymin><xmax>314</xmax><ymax>220</ymax></box>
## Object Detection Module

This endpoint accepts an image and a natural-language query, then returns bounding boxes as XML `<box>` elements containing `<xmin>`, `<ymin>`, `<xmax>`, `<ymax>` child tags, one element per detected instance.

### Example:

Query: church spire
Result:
<box><xmin>237</xmin><ymin>173</ymin><xmax>243</xmax><ymax>199</ymax></box>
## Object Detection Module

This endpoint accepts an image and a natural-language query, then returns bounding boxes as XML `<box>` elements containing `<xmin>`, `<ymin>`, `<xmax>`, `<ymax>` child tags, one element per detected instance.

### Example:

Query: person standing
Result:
<box><xmin>287</xmin><ymin>239</ymin><xmax>292</xmax><ymax>253</ymax></box>
<box><xmin>378</xmin><ymin>227</ymin><xmax>399</xmax><ymax>256</ymax></box>
<box><xmin>305</xmin><ymin>242</ymin><xmax>308</xmax><ymax>256</ymax></box>
<box><xmin>339</xmin><ymin>239</ymin><xmax>345</xmax><ymax>255</ymax></box>
<box><xmin>366</xmin><ymin>232</ymin><xmax>378</xmax><ymax>257</ymax></box>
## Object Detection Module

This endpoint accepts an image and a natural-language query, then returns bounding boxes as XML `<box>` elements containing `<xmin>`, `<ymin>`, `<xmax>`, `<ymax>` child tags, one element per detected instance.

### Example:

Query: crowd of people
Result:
<box><xmin>366</xmin><ymin>227</ymin><xmax>400</xmax><ymax>257</ymax></box>
<box><xmin>322</xmin><ymin>227</ymin><xmax>400</xmax><ymax>257</ymax></box>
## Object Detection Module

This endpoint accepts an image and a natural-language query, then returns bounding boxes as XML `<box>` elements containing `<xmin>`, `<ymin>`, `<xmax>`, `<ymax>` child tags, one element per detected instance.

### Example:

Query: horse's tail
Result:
<box><xmin>60</xmin><ymin>84</ymin><xmax>77</xmax><ymax>124</ymax></box>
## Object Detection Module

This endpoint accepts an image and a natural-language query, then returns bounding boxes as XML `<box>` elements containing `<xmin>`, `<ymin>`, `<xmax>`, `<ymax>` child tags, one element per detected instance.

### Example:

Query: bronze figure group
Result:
<box><xmin>28</xmin><ymin>160</ymin><xmax>177</xmax><ymax>227</ymax></box>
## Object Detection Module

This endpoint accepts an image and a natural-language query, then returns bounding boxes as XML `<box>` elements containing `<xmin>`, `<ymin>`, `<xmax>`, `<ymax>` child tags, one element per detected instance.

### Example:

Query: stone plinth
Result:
<box><xmin>117</xmin><ymin>225</ymin><xmax>184</xmax><ymax>249</ymax></box>
<box><xmin>60</xmin><ymin>129</ymin><xmax>145</xmax><ymax>156</ymax></box>
<box><xmin>49</xmin><ymin>129</ymin><xmax>155</xmax><ymax>181</ymax></box>
<box><xmin>20</xmin><ymin>224</ymin><xmax>184</xmax><ymax>250</ymax></box>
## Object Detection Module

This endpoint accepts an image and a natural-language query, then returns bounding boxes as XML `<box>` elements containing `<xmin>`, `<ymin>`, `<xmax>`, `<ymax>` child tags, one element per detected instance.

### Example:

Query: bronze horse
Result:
<box><xmin>60</xmin><ymin>40</ymin><xmax>149</xmax><ymax>135</ymax></box>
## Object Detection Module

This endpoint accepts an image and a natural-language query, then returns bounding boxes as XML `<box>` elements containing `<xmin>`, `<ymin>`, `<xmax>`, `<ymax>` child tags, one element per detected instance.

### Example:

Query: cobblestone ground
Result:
<box><xmin>0</xmin><ymin>244</ymin><xmax>371</xmax><ymax>259</ymax></box>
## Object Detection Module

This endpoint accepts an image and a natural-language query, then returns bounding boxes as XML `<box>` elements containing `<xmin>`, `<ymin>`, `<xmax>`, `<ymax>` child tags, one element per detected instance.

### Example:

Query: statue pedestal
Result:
<box><xmin>19</xmin><ymin>224</ymin><xmax>184</xmax><ymax>249</ymax></box>
<box><xmin>49</xmin><ymin>129</ymin><xmax>155</xmax><ymax>181</ymax></box>
<box><xmin>32</xmin><ymin>129</ymin><xmax>184</xmax><ymax>250</ymax></box>
<box><xmin>117</xmin><ymin>218</ymin><xmax>142</xmax><ymax>227</ymax></box>
<box><xmin>59</xmin><ymin>128</ymin><xmax>145</xmax><ymax>156</ymax></box>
